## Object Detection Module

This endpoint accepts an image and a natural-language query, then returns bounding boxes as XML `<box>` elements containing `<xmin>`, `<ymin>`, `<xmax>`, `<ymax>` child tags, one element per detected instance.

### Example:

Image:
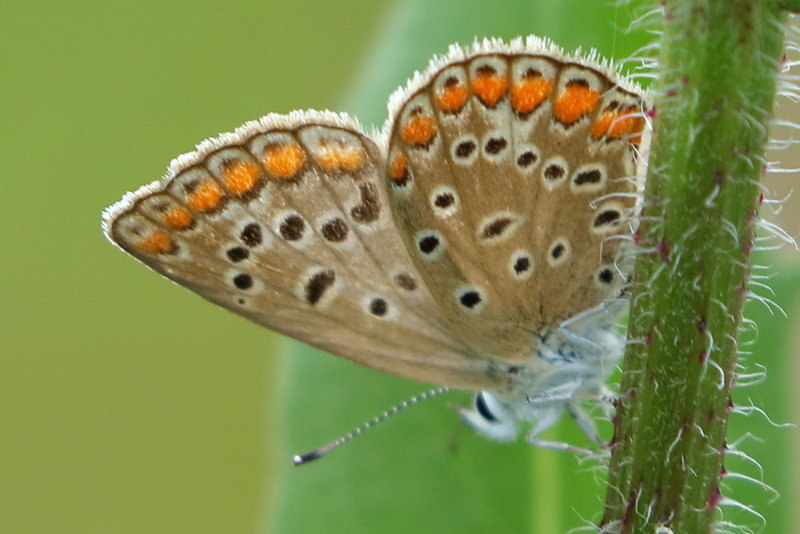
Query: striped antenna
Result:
<box><xmin>292</xmin><ymin>386</ymin><xmax>451</xmax><ymax>466</ymax></box>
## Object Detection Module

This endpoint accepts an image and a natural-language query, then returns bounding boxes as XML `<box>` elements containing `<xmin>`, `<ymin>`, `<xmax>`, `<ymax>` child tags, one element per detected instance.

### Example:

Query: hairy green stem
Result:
<box><xmin>602</xmin><ymin>1</ymin><xmax>790</xmax><ymax>532</ymax></box>
<box><xmin>779</xmin><ymin>0</ymin><xmax>800</xmax><ymax>12</ymax></box>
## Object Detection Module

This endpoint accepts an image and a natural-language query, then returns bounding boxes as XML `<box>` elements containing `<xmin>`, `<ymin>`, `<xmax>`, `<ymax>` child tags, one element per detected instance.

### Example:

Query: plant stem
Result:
<box><xmin>779</xmin><ymin>0</ymin><xmax>800</xmax><ymax>12</ymax></box>
<box><xmin>602</xmin><ymin>1</ymin><xmax>790</xmax><ymax>532</ymax></box>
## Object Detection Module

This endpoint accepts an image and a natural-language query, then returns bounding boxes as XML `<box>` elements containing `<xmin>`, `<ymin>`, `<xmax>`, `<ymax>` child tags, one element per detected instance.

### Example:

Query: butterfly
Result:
<box><xmin>102</xmin><ymin>36</ymin><xmax>648</xmax><ymax>458</ymax></box>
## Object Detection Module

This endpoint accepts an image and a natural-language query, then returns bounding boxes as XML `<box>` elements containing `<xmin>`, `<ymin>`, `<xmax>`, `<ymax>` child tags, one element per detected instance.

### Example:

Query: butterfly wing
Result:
<box><xmin>383</xmin><ymin>38</ymin><xmax>647</xmax><ymax>362</ymax></box>
<box><xmin>103</xmin><ymin>111</ymin><xmax>508</xmax><ymax>390</ymax></box>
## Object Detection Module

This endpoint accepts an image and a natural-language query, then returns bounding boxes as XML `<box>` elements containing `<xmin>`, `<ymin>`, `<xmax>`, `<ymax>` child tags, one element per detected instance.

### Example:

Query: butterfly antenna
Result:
<box><xmin>292</xmin><ymin>386</ymin><xmax>452</xmax><ymax>466</ymax></box>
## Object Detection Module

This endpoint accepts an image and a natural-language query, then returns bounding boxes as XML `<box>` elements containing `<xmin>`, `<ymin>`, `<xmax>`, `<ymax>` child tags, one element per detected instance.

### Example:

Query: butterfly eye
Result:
<box><xmin>474</xmin><ymin>392</ymin><xmax>498</xmax><ymax>422</ymax></box>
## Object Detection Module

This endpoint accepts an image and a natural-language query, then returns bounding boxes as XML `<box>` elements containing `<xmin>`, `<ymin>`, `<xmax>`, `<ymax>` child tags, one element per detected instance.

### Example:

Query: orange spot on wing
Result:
<box><xmin>389</xmin><ymin>152</ymin><xmax>407</xmax><ymax>183</ymax></box>
<box><xmin>317</xmin><ymin>145</ymin><xmax>366</xmax><ymax>172</ymax></box>
<box><xmin>263</xmin><ymin>143</ymin><xmax>306</xmax><ymax>178</ymax></box>
<box><xmin>163</xmin><ymin>206</ymin><xmax>192</xmax><ymax>229</ymax></box>
<box><xmin>137</xmin><ymin>230</ymin><xmax>174</xmax><ymax>254</ymax></box>
<box><xmin>471</xmin><ymin>67</ymin><xmax>508</xmax><ymax>107</ymax></box>
<box><xmin>511</xmin><ymin>74</ymin><xmax>553</xmax><ymax>114</ymax></box>
<box><xmin>553</xmin><ymin>82</ymin><xmax>600</xmax><ymax>125</ymax></box>
<box><xmin>434</xmin><ymin>81</ymin><xmax>468</xmax><ymax>113</ymax></box>
<box><xmin>187</xmin><ymin>179</ymin><xmax>223</xmax><ymax>211</ymax></box>
<box><xmin>222</xmin><ymin>161</ymin><xmax>261</xmax><ymax>195</ymax></box>
<box><xmin>591</xmin><ymin>110</ymin><xmax>615</xmax><ymax>139</ymax></box>
<box><xmin>591</xmin><ymin>107</ymin><xmax>645</xmax><ymax>142</ymax></box>
<box><xmin>628</xmin><ymin>124</ymin><xmax>644</xmax><ymax>145</ymax></box>
<box><xmin>401</xmin><ymin>114</ymin><xmax>437</xmax><ymax>147</ymax></box>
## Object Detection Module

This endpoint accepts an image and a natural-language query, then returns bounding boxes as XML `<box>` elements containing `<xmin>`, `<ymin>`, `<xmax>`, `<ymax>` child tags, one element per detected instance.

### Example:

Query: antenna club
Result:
<box><xmin>292</xmin><ymin>452</ymin><xmax>320</xmax><ymax>466</ymax></box>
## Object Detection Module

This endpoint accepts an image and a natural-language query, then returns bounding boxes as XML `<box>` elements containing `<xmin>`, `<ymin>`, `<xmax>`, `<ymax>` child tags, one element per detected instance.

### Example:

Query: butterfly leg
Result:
<box><xmin>565</xmin><ymin>401</ymin><xmax>606</xmax><ymax>447</ymax></box>
<box><xmin>524</xmin><ymin>409</ymin><xmax>596</xmax><ymax>457</ymax></box>
<box><xmin>524</xmin><ymin>437</ymin><xmax>597</xmax><ymax>457</ymax></box>
<box><xmin>525</xmin><ymin>378</ymin><xmax>586</xmax><ymax>404</ymax></box>
<box><xmin>594</xmin><ymin>383</ymin><xmax>617</xmax><ymax>421</ymax></box>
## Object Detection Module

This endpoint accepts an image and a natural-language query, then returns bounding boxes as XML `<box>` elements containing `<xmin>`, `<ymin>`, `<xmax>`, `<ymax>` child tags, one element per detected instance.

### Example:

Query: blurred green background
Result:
<box><xmin>2</xmin><ymin>0</ymin><xmax>799</xmax><ymax>532</ymax></box>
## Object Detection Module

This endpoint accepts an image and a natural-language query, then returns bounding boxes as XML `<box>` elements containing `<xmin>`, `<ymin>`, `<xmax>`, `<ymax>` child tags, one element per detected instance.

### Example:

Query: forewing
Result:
<box><xmin>103</xmin><ymin>111</ymin><xmax>506</xmax><ymax>390</ymax></box>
